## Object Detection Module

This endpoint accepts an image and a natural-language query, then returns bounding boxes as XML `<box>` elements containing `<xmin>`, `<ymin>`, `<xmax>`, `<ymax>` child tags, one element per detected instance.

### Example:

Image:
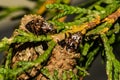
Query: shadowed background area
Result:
<box><xmin>0</xmin><ymin>0</ymin><xmax>109</xmax><ymax>80</ymax></box>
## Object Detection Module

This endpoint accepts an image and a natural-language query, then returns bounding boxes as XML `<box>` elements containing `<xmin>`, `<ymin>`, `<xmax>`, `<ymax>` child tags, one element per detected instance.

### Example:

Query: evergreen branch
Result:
<box><xmin>62</xmin><ymin>71</ymin><xmax>67</xmax><ymax>80</ymax></box>
<box><xmin>15</xmin><ymin>40</ymin><xmax>56</xmax><ymax>75</ymax></box>
<box><xmin>40</xmin><ymin>68</ymin><xmax>52</xmax><ymax>79</ymax></box>
<box><xmin>33</xmin><ymin>40</ymin><xmax>56</xmax><ymax>64</ymax></box>
<box><xmin>101</xmin><ymin>33</ymin><xmax>120</xmax><ymax>80</ymax></box>
<box><xmin>50</xmin><ymin>13</ymin><xmax>98</xmax><ymax>29</ymax></box>
<box><xmin>53</xmin><ymin>70</ymin><xmax>59</xmax><ymax>80</ymax></box>
<box><xmin>64</xmin><ymin>15</ymin><xmax>101</xmax><ymax>35</ymax></box>
<box><xmin>41</xmin><ymin>68</ymin><xmax>79</xmax><ymax>80</ymax></box>
<box><xmin>52</xmin><ymin>11</ymin><xmax>71</xmax><ymax>20</ymax></box>
<box><xmin>0</xmin><ymin>1</ymin><xmax>120</xmax><ymax>80</ymax></box>
<box><xmin>5</xmin><ymin>48</ymin><xmax>12</xmax><ymax>69</ymax></box>
<box><xmin>102</xmin><ymin>8</ymin><xmax>120</xmax><ymax>23</ymax></box>
<box><xmin>113</xmin><ymin>22</ymin><xmax>120</xmax><ymax>34</ymax></box>
<box><xmin>94</xmin><ymin>5</ymin><xmax>105</xmax><ymax>11</ymax></box>
<box><xmin>108</xmin><ymin>34</ymin><xmax>115</xmax><ymax>44</ymax></box>
<box><xmin>1</xmin><ymin>40</ymin><xmax>56</xmax><ymax>79</ymax></box>
<box><xmin>52</xmin><ymin>10</ymin><xmax>96</xmax><ymax>21</ymax></box>
<box><xmin>0</xmin><ymin>68</ymin><xmax>10</xmax><ymax>80</ymax></box>
<box><xmin>47</xmin><ymin>4</ymin><xmax>96</xmax><ymax>20</ymax></box>
<box><xmin>101</xmin><ymin>34</ymin><xmax>113</xmax><ymax>80</ymax></box>
<box><xmin>0</xmin><ymin>29</ymin><xmax>52</xmax><ymax>52</ymax></box>
<box><xmin>86</xmin><ymin>7</ymin><xmax>120</xmax><ymax>36</ymax></box>
<box><xmin>62</xmin><ymin>70</ymin><xmax>79</xmax><ymax>80</ymax></box>
<box><xmin>0</xmin><ymin>37</ymin><xmax>10</xmax><ymax>52</ymax></box>
<box><xmin>86</xmin><ymin>22</ymin><xmax>112</xmax><ymax>36</ymax></box>
<box><xmin>46</xmin><ymin>3</ymin><xmax>88</xmax><ymax>13</ymax></box>
<box><xmin>0</xmin><ymin>68</ymin><xmax>7</xmax><ymax>75</ymax></box>
<box><xmin>41</xmin><ymin>68</ymin><xmax>59</xmax><ymax>80</ymax></box>
<box><xmin>99</xmin><ymin>1</ymin><xmax>120</xmax><ymax>20</ymax></box>
<box><xmin>101</xmin><ymin>34</ymin><xmax>114</xmax><ymax>59</ymax></box>
<box><xmin>49</xmin><ymin>2</ymin><xmax>120</xmax><ymax>37</ymax></box>
<box><xmin>52</xmin><ymin>11</ymin><xmax>74</xmax><ymax>20</ymax></box>
<box><xmin>76</xmin><ymin>66</ymin><xmax>89</xmax><ymax>77</ymax></box>
<box><xmin>13</xmin><ymin>29</ymin><xmax>52</xmax><ymax>43</ymax></box>
<box><xmin>68</xmin><ymin>70</ymin><xmax>78</xmax><ymax>80</ymax></box>
<box><xmin>82</xmin><ymin>42</ymin><xmax>94</xmax><ymax>56</ymax></box>
<box><xmin>88</xmin><ymin>0</ymin><xmax>114</xmax><ymax>10</ymax></box>
<box><xmin>88</xmin><ymin>0</ymin><xmax>102</xmax><ymax>9</ymax></box>
<box><xmin>50</xmin><ymin>7</ymin><xmax>120</xmax><ymax>42</ymax></box>
<box><xmin>106</xmin><ymin>22</ymin><xmax>120</xmax><ymax>36</ymax></box>
<box><xmin>85</xmin><ymin>47</ymin><xmax>100</xmax><ymax>69</ymax></box>
<box><xmin>68</xmin><ymin>6</ymin><xmax>120</xmax><ymax>34</ymax></box>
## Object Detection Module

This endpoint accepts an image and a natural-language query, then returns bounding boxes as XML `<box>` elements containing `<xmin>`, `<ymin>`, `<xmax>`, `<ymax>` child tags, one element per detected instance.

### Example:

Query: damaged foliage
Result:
<box><xmin>0</xmin><ymin>0</ymin><xmax>120</xmax><ymax>80</ymax></box>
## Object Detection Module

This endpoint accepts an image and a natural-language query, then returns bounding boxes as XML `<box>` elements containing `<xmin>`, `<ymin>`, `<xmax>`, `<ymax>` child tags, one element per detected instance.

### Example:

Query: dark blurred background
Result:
<box><xmin>0</xmin><ymin>0</ymin><xmax>108</xmax><ymax>80</ymax></box>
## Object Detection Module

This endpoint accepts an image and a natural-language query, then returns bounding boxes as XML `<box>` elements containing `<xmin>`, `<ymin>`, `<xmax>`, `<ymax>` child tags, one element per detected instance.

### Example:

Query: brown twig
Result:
<box><xmin>51</xmin><ymin>8</ymin><xmax>120</xmax><ymax>42</ymax></box>
<box><xmin>102</xmin><ymin>8</ymin><xmax>120</xmax><ymax>23</ymax></box>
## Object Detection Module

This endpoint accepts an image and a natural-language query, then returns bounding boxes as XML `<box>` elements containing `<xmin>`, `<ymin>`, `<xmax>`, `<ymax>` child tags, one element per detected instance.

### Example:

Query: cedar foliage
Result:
<box><xmin>0</xmin><ymin>0</ymin><xmax>120</xmax><ymax>80</ymax></box>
